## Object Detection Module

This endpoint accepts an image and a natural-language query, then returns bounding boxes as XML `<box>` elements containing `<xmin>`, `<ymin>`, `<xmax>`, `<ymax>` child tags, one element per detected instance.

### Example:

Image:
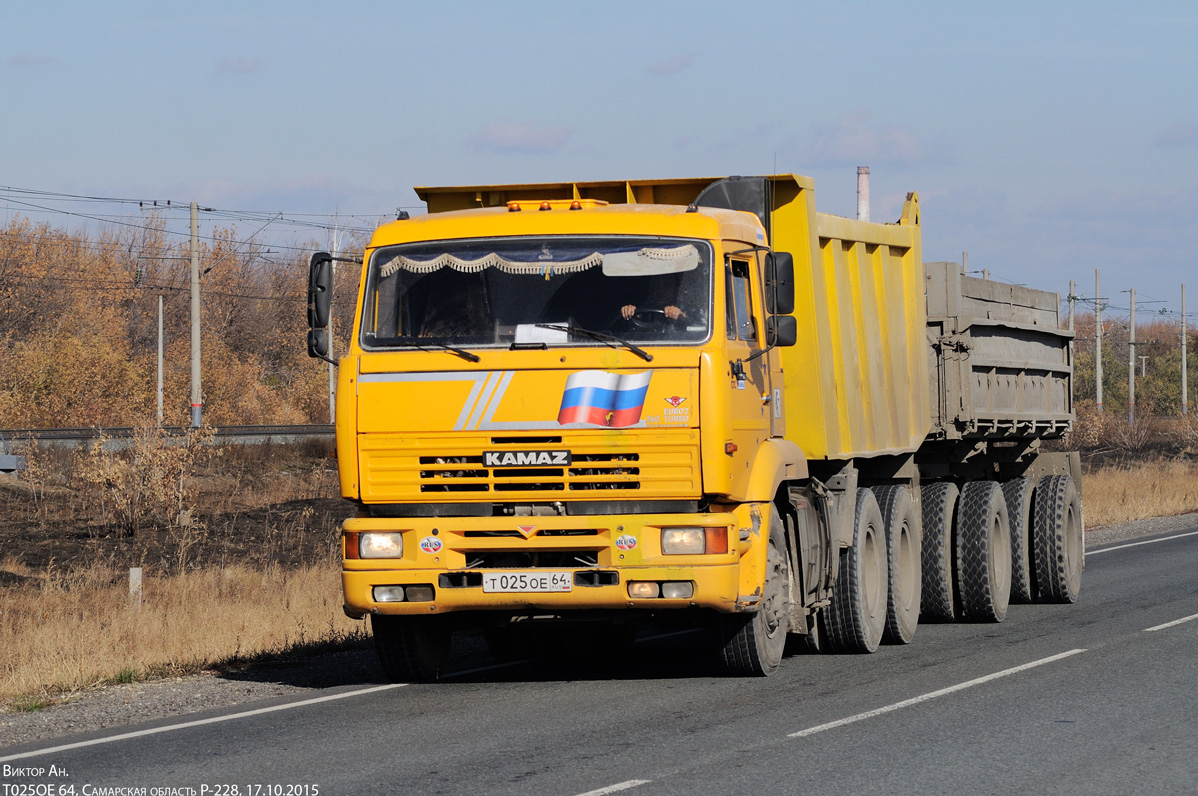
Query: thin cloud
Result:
<box><xmin>216</xmin><ymin>56</ymin><xmax>264</xmax><ymax>74</ymax></box>
<box><xmin>809</xmin><ymin>111</ymin><xmax>939</xmax><ymax>166</ymax></box>
<box><xmin>7</xmin><ymin>53</ymin><xmax>55</xmax><ymax>66</ymax></box>
<box><xmin>469</xmin><ymin>122</ymin><xmax>573</xmax><ymax>154</ymax></box>
<box><xmin>1154</xmin><ymin>122</ymin><xmax>1198</xmax><ymax>148</ymax></box>
<box><xmin>648</xmin><ymin>54</ymin><xmax>694</xmax><ymax>76</ymax></box>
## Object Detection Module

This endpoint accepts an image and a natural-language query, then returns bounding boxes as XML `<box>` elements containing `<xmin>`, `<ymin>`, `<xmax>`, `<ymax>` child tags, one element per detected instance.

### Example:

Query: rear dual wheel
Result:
<box><xmin>1033</xmin><ymin>474</ymin><xmax>1084</xmax><ymax>603</ymax></box>
<box><xmin>956</xmin><ymin>480</ymin><xmax>1012</xmax><ymax>622</ymax></box>
<box><xmin>821</xmin><ymin>488</ymin><xmax>888</xmax><ymax>653</ymax></box>
<box><xmin>873</xmin><ymin>485</ymin><xmax>921</xmax><ymax>644</ymax></box>
<box><xmin>1002</xmin><ymin>476</ymin><xmax>1038</xmax><ymax>604</ymax></box>
<box><xmin>920</xmin><ymin>482</ymin><xmax>960</xmax><ymax>622</ymax></box>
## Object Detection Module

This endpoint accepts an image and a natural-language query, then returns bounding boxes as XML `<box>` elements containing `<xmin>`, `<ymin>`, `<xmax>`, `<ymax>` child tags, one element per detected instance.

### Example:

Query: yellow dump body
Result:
<box><xmin>770</xmin><ymin>183</ymin><xmax>930</xmax><ymax>460</ymax></box>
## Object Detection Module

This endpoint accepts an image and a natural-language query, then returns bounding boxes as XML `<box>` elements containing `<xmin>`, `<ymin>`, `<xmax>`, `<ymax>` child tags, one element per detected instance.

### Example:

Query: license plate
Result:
<box><xmin>482</xmin><ymin>571</ymin><xmax>573</xmax><ymax>593</ymax></box>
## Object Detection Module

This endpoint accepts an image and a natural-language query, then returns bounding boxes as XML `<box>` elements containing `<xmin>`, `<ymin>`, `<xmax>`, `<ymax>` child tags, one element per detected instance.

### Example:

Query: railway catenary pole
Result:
<box><xmin>190</xmin><ymin>202</ymin><xmax>202</xmax><ymax>428</ymax></box>
<box><xmin>1068</xmin><ymin>280</ymin><xmax>1075</xmax><ymax>411</ymax></box>
<box><xmin>327</xmin><ymin>221</ymin><xmax>343</xmax><ymax>424</ymax></box>
<box><xmin>1128</xmin><ymin>287</ymin><xmax>1136</xmax><ymax>425</ymax></box>
<box><xmin>157</xmin><ymin>294</ymin><xmax>164</xmax><ymax>425</ymax></box>
<box><xmin>1183</xmin><ymin>283</ymin><xmax>1188</xmax><ymax>416</ymax></box>
<box><xmin>1096</xmin><ymin>269</ymin><xmax>1103</xmax><ymax>412</ymax></box>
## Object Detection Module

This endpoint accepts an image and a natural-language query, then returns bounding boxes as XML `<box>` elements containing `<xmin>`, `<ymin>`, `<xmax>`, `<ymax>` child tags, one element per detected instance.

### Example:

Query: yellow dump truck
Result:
<box><xmin>306</xmin><ymin>174</ymin><xmax>1083</xmax><ymax>680</ymax></box>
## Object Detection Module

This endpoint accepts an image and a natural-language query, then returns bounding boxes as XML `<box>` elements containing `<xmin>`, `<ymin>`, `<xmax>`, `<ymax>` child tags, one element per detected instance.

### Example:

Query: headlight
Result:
<box><xmin>360</xmin><ymin>532</ymin><xmax>404</xmax><ymax>558</ymax></box>
<box><xmin>661</xmin><ymin>527</ymin><xmax>706</xmax><ymax>555</ymax></box>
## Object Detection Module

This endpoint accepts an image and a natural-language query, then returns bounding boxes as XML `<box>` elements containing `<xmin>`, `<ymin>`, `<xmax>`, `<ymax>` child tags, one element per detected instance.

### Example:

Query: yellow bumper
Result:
<box><xmin>341</xmin><ymin>505</ymin><xmax>768</xmax><ymax>618</ymax></box>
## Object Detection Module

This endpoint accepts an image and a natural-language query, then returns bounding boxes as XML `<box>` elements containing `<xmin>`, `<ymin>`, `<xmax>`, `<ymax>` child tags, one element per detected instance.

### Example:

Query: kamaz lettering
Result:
<box><xmin>483</xmin><ymin>450</ymin><xmax>571</xmax><ymax>467</ymax></box>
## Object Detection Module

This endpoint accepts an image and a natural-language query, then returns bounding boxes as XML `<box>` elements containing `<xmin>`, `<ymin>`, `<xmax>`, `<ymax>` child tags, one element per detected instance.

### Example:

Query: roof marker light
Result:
<box><xmin>540</xmin><ymin>202</ymin><xmax>552</xmax><ymax>211</ymax></box>
<box><xmin>508</xmin><ymin>202</ymin><xmax>522</xmax><ymax>212</ymax></box>
<box><xmin>569</xmin><ymin>201</ymin><xmax>582</xmax><ymax>210</ymax></box>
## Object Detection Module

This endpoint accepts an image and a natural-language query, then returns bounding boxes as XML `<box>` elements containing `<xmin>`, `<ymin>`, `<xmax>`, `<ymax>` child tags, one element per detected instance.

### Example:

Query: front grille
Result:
<box><xmin>359</xmin><ymin>430</ymin><xmax>701</xmax><ymax>503</ymax></box>
<box><xmin>418</xmin><ymin>452</ymin><xmax>642</xmax><ymax>493</ymax></box>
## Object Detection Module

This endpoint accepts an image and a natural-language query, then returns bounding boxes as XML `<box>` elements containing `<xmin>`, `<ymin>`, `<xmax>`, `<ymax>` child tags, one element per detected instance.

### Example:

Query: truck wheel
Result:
<box><xmin>873</xmin><ymin>485</ymin><xmax>921</xmax><ymax>645</ymax></box>
<box><xmin>1033</xmin><ymin>474</ymin><xmax>1084</xmax><ymax>603</ymax></box>
<box><xmin>1002</xmin><ymin>477</ymin><xmax>1037</xmax><ymax>604</ymax></box>
<box><xmin>920</xmin><ymin>482</ymin><xmax>959</xmax><ymax>622</ymax></box>
<box><xmin>956</xmin><ymin>481</ymin><xmax>1012</xmax><ymax>622</ymax></box>
<box><xmin>822</xmin><ymin>488</ymin><xmax>887</xmax><ymax>653</ymax></box>
<box><xmin>372</xmin><ymin>614</ymin><xmax>452</xmax><ymax>683</ymax></box>
<box><xmin>719</xmin><ymin>511</ymin><xmax>789</xmax><ymax>675</ymax></box>
<box><xmin>483</xmin><ymin>624</ymin><xmax>530</xmax><ymax>662</ymax></box>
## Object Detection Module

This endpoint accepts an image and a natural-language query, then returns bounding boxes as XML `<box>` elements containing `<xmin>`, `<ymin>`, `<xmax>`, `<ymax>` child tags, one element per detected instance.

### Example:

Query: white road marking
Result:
<box><xmin>1144</xmin><ymin>612</ymin><xmax>1198</xmax><ymax>632</ymax></box>
<box><xmin>1088</xmin><ymin>529</ymin><xmax>1198</xmax><ymax>555</ymax></box>
<box><xmin>0</xmin><ymin>683</ymin><xmax>407</xmax><ymax>763</ymax></box>
<box><xmin>788</xmin><ymin>649</ymin><xmax>1087</xmax><ymax>738</ymax></box>
<box><xmin>573</xmin><ymin>780</ymin><xmax>652</xmax><ymax>796</ymax></box>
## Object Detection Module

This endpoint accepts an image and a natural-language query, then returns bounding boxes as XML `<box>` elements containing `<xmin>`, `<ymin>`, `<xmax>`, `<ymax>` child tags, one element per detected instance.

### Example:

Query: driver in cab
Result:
<box><xmin>620</xmin><ymin>272</ymin><xmax>687</xmax><ymax>322</ymax></box>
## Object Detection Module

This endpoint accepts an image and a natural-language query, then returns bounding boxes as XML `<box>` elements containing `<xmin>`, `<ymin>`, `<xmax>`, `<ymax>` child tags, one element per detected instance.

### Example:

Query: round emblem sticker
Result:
<box><xmin>419</xmin><ymin>536</ymin><xmax>443</xmax><ymax>554</ymax></box>
<box><xmin>615</xmin><ymin>534</ymin><xmax>637</xmax><ymax>551</ymax></box>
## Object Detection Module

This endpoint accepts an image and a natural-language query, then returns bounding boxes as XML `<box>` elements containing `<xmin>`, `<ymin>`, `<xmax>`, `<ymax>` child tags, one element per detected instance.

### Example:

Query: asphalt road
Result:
<box><xmin>3</xmin><ymin>527</ymin><xmax>1197</xmax><ymax>796</ymax></box>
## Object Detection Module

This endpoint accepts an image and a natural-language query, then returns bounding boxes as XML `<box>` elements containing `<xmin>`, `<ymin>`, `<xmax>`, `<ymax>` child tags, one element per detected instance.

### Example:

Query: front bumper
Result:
<box><xmin>341</xmin><ymin>505</ymin><xmax>765</xmax><ymax>618</ymax></box>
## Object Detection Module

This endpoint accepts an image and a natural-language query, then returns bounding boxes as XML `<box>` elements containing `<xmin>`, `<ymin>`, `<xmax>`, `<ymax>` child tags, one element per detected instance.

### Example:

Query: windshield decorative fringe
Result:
<box><xmin>378</xmin><ymin>245</ymin><xmax>697</xmax><ymax>278</ymax></box>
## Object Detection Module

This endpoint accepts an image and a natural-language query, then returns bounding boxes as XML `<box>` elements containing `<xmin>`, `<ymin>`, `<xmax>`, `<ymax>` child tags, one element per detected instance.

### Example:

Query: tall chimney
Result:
<box><xmin>857</xmin><ymin>166</ymin><xmax>870</xmax><ymax>222</ymax></box>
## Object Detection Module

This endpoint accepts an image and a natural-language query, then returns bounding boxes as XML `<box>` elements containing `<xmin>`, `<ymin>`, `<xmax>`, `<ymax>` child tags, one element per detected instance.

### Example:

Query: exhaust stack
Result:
<box><xmin>857</xmin><ymin>166</ymin><xmax>870</xmax><ymax>222</ymax></box>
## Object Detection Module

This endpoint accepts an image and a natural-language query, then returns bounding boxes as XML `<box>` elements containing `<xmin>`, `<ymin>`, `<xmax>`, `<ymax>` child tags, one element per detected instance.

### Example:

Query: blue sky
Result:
<box><xmin>2</xmin><ymin>1</ymin><xmax>1196</xmax><ymax>318</ymax></box>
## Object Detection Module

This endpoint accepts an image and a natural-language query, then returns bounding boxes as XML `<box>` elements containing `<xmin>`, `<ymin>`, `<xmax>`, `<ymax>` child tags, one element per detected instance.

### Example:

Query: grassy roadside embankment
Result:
<box><xmin>1</xmin><ymin>440</ymin><xmax>1196</xmax><ymax>709</ymax></box>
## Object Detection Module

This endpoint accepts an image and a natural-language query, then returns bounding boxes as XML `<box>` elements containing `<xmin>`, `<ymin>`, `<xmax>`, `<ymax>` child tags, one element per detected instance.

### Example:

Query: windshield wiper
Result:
<box><xmin>534</xmin><ymin>324</ymin><xmax>653</xmax><ymax>362</ymax></box>
<box><xmin>397</xmin><ymin>341</ymin><xmax>481</xmax><ymax>362</ymax></box>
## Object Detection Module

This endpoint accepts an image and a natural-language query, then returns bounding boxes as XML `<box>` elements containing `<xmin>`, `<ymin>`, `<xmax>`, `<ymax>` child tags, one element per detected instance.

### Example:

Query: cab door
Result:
<box><xmin>723</xmin><ymin>255</ymin><xmax>771</xmax><ymax>496</ymax></box>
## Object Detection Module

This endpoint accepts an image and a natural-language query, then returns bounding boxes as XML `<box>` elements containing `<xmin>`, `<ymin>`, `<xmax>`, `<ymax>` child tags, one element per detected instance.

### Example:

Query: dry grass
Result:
<box><xmin>0</xmin><ymin>563</ymin><xmax>364</xmax><ymax>705</ymax></box>
<box><xmin>1082</xmin><ymin>459</ymin><xmax>1198</xmax><ymax>528</ymax></box>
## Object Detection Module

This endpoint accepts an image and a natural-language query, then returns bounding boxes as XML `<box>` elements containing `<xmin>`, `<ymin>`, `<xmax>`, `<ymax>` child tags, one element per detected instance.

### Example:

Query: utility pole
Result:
<box><xmin>1183</xmin><ymin>283</ymin><xmax>1188</xmax><ymax>416</ymax></box>
<box><xmin>190</xmin><ymin>202</ymin><xmax>202</xmax><ymax>428</ymax></box>
<box><xmin>327</xmin><ymin>223</ymin><xmax>343</xmax><ymax>425</ymax></box>
<box><xmin>1068</xmin><ymin>280</ymin><xmax>1076</xmax><ymax>332</ymax></box>
<box><xmin>1128</xmin><ymin>287</ymin><xmax>1136</xmax><ymax>424</ymax></box>
<box><xmin>157</xmin><ymin>294</ymin><xmax>164</xmax><ymax>425</ymax></box>
<box><xmin>1095</xmin><ymin>269</ymin><xmax>1103</xmax><ymax>412</ymax></box>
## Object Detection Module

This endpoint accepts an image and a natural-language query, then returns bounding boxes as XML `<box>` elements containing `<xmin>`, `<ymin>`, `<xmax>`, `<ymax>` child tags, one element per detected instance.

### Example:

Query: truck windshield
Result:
<box><xmin>360</xmin><ymin>236</ymin><xmax>712</xmax><ymax>350</ymax></box>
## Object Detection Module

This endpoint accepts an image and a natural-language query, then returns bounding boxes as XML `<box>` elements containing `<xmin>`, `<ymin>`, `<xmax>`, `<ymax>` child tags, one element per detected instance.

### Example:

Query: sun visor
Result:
<box><xmin>600</xmin><ymin>245</ymin><xmax>700</xmax><ymax>277</ymax></box>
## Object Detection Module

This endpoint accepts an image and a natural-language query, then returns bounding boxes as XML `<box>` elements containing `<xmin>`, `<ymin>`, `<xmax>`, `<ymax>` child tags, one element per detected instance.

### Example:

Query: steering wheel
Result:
<box><xmin>627</xmin><ymin>306</ymin><xmax>673</xmax><ymax>329</ymax></box>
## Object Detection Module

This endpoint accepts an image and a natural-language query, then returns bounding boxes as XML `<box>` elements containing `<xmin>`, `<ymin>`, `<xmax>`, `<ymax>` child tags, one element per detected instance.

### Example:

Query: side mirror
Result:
<box><xmin>307</xmin><ymin>252</ymin><xmax>333</xmax><ymax>359</ymax></box>
<box><xmin>308</xmin><ymin>328</ymin><xmax>329</xmax><ymax>359</ymax></box>
<box><xmin>766</xmin><ymin>315</ymin><xmax>797</xmax><ymax>347</ymax></box>
<box><xmin>764</xmin><ymin>251</ymin><xmax>795</xmax><ymax>315</ymax></box>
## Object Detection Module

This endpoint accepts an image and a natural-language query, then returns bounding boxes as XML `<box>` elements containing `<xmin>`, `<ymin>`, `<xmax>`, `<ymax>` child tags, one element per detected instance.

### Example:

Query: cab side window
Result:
<box><xmin>726</xmin><ymin>259</ymin><xmax>756</xmax><ymax>342</ymax></box>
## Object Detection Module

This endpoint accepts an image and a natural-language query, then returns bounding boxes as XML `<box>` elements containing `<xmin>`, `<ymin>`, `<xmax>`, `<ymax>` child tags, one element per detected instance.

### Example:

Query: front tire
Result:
<box><xmin>719</xmin><ymin>511</ymin><xmax>789</xmax><ymax>675</ymax></box>
<box><xmin>372</xmin><ymin>614</ymin><xmax>452</xmax><ymax>683</ymax></box>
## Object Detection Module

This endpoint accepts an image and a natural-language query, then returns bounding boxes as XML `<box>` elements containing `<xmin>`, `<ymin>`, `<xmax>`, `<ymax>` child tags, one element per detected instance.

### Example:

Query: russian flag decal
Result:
<box><xmin>557</xmin><ymin>370</ymin><xmax>652</xmax><ymax>428</ymax></box>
